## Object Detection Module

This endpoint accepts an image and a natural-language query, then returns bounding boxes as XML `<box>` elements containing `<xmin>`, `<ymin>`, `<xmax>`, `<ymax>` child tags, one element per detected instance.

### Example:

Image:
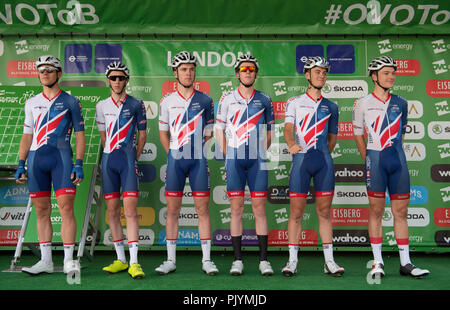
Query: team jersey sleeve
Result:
<box><xmin>158</xmin><ymin>97</ymin><xmax>169</xmax><ymax>131</ymax></box>
<box><xmin>95</xmin><ymin>102</ymin><xmax>106</xmax><ymax>132</ymax></box>
<box><xmin>328</xmin><ymin>101</ymin><xmax>339</xmax><ymax>135</ymax></box>
<box><xmin>265</xmin><ymin>96</ymin><xmax>275</xmax><ymax>132</ymax></box>
<box><xmin>214</xmin><ymin>93</ymin><xmax>228</xmax><ymax>131</ymax></box>
<box><xmin>137</xmin><ymin>100</ymin><xmax>147</xmax><ymax>131</ymax></box>
<box><xmin>23</xmin><ymin>100</ymin><xmax>33</xmax><ymax>134</ymax></box>
<box><xmin>400</xmin><ymin>98</ymin><xmax>408</xmax><ymax>135</ymax></box>
<box><xmin>284</xmin><ymin>98</ymin><xmax>296</xmax><ymax>124</ymax></box>
<box><xmin>204</xmin><ymin>97</ymin><xmax>214</xmax><ymax>137</ymax></box>
<box><xmin>352</xmin><ymin>99</ymin><xmax>364</xmax><ymax>136</ymax></box>
<box><xmin>71</xmin><ymin>99</ymin><xmax>85</xmax><ymax>132</ymax></box>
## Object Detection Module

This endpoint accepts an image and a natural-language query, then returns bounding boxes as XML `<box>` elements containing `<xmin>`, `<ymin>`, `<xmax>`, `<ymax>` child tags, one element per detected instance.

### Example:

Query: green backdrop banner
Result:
<box><xmin>0</xmin><ymin>0</ymin><xmax>449</xmax><ymax>35</ymax></box>
<box><xmin>0</xmin><ymin>35</ymin><xmax>449</xmax><ymax>252</ymax></box>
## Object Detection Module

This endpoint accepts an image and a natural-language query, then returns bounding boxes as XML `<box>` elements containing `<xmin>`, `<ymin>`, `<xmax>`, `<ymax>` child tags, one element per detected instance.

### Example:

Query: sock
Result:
<box><xmin>370</xmin><ymin>237</ymin><xmax>383</xmax><ymax>265</ymax></box>
<box><xmin>396</xmin><ymin>238</ymin><xmax>411</xmax><ymax>266</ymax></box>
<box><xmin>257</xmin><ymin>235</ymin><xmax>268</xmax><ymax>261</ymax></box>
<box><xmin>63</xmin><ymin>243</ymin><xmax>75</xmax><ymax>264</ymax></box>
<box><xmin>113</xmin><ymin>239</ymin><xmax>127</xmax><ymax>263</ymax></box>
<box><xmin>322</xmin><ymin>243</ymin><xmax>334</xmax><ymax>262</ymax></box>
<box><xmin>231</xmin><ymin>235</ymin><xmax>242</xmax><ymax>261</ymax></box>
<box><xmin>288</xmin><ymin>244</ymin><xmax>299</xmax><ymax>262</ymax></box>
<box><xmin>128</xmin><ymin>241</ymin><xmax>139</xmax><ymax>265</ymax></box>
<box><xmin>201</xmin><ymin>239</ymin><xmax>211</xmax><ymax>262</ymax></box>
<box><xmin>167</xmin><ymin>239</ymin><xmax>177</xmax><ymax>263</ymax></box>
<box><xmin>40</xmin><ymin>241</ymin><xmax>52</xmax><ymax>264</ymax></box>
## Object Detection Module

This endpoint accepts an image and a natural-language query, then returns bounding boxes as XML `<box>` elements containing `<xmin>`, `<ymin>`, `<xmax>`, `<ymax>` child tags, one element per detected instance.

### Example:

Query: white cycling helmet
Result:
<box><xmin>368</xmin><ymin>56</ymin><xmax>397</xmax><ymax>75</ymax></box>
<box><xmin>234</xmin><ymin>53</ymin><xmax>259</xmax><ymax>71</ymax></box>
<box><xmin>171</xmin><ymin>51</ymin><xmax>197</xmax><ymax>69</ymax></box>
<box><xmin>36</xmin><ymin>55</ymin><xmax>62</xmax><ymax>71</ymax></box>
<box><xmin>105</xmin><ymin>61</ymin><xmax>130</xmax><ymax>77</ymax></box>
<box><xmin>303</xmin><ymin>56</ymin><xmax>330</xmax><ymax>73</ymax></box>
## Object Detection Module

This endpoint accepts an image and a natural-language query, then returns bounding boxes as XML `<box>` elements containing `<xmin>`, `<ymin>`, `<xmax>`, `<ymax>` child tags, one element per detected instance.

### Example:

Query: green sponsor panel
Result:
<box><xmin>0</xmin><ymin>35</ymin><xmax>449</xmax><ymax>252</ymax></box>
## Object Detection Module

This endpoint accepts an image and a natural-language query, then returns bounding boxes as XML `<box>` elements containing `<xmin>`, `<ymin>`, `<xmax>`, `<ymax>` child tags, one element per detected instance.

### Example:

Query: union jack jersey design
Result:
<box><xmin>352</xmin><ymin>93</ymin><xmax>408</xmax><ymax>151</ymax></box>
<box><xmin>215</xmin><ymin>89</ymin><xmax>274</xmax><ymax>149</ymax></box>
<box><xmin>96</xmin><ymin>94</ymin><xmax>147</xmax><ymax>154</ymax></box>
<box><xmin>23</xmin><ymin>90</ymin><xmax>84</xmax><ymax>151</ymax></box>
<box><xmin>284</xmin><ymin>93</ymin><xmax>338</xmax><ymax>153</ymax></box>
<box><xmin>159</xmin><ymin>90</ymin><xmax>214</xmax><ymax>151</ymax></box>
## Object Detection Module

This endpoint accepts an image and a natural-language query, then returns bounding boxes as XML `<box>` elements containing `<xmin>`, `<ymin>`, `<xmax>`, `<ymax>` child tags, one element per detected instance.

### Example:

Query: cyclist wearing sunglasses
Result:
<box><xmin>96</xmin><ymin>61</ymin><xmax>147</xmax><ymax>279</ymax></box>
<box><xmin>157</xmin><ymin>51</ymin><xmax>218</xmax><ymax>276</ymax></box>
<box><xmin>16</xmin><ymin>55</ymin><xmax>86</xmax><ymax>277</ymax></box>
<box><xmin>282</xmin><ymin>56</ymin><xmax>344</xmax><ymax>277</ymax></box>
<box><xmin>215</xmin><ymin>53</ymin><xmax>275</xmax><ymax>276</ymax></box>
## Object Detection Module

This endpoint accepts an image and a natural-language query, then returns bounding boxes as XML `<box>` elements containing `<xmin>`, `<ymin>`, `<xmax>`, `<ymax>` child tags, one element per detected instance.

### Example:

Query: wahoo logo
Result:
<box><xmin>300</xmin><ymin>113</ymin><xmax>330</xmax><ymax>149</ymax></box>
<box><xmin>35</xmin><ymin>109</ymin><xmax>68</xmax><ymax>146</ymax></box>
<box><xmin>176</xmin><ymin>110</ymin><xmax>204</xmax><ymax>148</ymax></box>
<box><xmin>108</xmin><ymin>117</ymin><xmax>133</xmax><ymax>151</ymax></box>
<box><xmin>379</xmin><ymin>114</ymin><xmax>401</xmax><ymax>150</ymax></box>
<box><xmin>235</xmin><ymin>109</ymin><xmax>264</xmax><ymax>145</ymax></box>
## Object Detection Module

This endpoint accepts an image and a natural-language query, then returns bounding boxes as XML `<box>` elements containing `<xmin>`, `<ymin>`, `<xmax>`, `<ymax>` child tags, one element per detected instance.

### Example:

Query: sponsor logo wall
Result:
<box><xmin>0</xmin><ymin>35</ymin><xmax>448</xmax><ymax>251</ymax></box>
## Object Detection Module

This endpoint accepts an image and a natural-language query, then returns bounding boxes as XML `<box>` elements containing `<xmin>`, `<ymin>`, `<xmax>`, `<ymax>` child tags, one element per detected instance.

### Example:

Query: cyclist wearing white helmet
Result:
<box><xmin>157</xmin><ymin>51</ymin><xmax>218</xmax><ymax>276</ymax></box>
<box><xmin>96</xmin><ymin>61</ymin><xmax>147</xmax><ymax>279</ymax></box>
<box><xmin>282</xmin><ymin>56</ymin><xmax>344</xmax><ymax>277</ymax></box>
<box><xmin>215</xmin><ymin>52</ymin><xmax>275</xmax><ymax>276</ymax></box>
<box><xmin>17</xmin><ymin>55</ymin><xmax>86</xmax><ymax>277</ymax></box>
<box><xmin>353</xmin><ymin>56</ymin><xmax>429</xmax><ymax>279</ymax></box>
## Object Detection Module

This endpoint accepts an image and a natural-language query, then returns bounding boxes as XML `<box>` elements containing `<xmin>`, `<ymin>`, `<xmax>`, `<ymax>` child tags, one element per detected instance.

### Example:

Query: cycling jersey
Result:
<box><xmin>159</xmin><ymin>90</ymin><xmax>213</xmax><ymax>197</ymax></box>
<box><xmin>285</xmin><ymin>93</ymin><xmax>338</xmax><ymax>197</ymax></box>
<box><xmin>215</xmin><ymin>89</ymin><xmax>274</xmax><ymax>153</ymax></box>
<box><xmin>96</xmin><ymin>94</ymin><xmax>147</xmax><ymax>199</ymax></box>
<box><xmin>24</xmin><ymin>90</ymin><xmax>84</xmax><ymax>150</ymax></box>
<box><xmin>23</xmin><ymin>90</ymin><xmax>84</xmax><ymax>197</ymax></box>
<box><xmin>353</xmin><ymin>93</ymin><xmax>410</xmax><ymax>200</ymax></box>
<box><xmin>215</xmin><ymin>89</ymin><xmax>274</xmax><ymax>197</ymax></box>
<box><xmin>159</xmin><ymin>90</ymin><xmax>214</xmax><ymax>155</ymax></box>
<box><xmin>284</xmin><ymin>93</ymin><xmax>338</xmax><ymax>153</ymax></box>
<box><xmin>96</xmin><ymin>94</ymin><xmax>147</xmax><ymax>154</ymax></box>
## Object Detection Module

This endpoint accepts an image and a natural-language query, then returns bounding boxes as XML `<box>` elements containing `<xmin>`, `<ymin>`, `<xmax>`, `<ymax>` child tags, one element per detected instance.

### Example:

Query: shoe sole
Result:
<box><xmin>282</xmin><ymin>269</ymin><xmax>297</xmax><ymax>277</ymax></box>
<box><xmin>261</xmin><ymin>271</ymin><xmax>274</xmax><ymax>276</ymax></box>
<box><xmin>399</xmin><ymin>270</ymin><xmax>429</xmax><ymax>279</ymax></box>
<box><xmin>371</xmin><ymin>272</ymin><xmax>385</xmax><ymax>279</ymax></box>
<box><xmin>203</xmin><ymin>270</ymin><xmax>219</xmax><ymax>276</ymax></box>
<box><xmin>230</xmin><ymin>271</ymin><xmax>242</xmax><ymax>276</ymax></box>
<box><xmin>129</xmin><ymin>273</ymin><xmax>145</xmax><ymax>279</ymax></box>
<box><xmin>155</xmin><ymin>269</ymin><xmax>176</xmax><ymax>275</ymax></box>
<box><xmin>324</xmin><ymin>270</ymin><xmax>345</xmax><ymax>277</ymax></box>
<box><xmin>22</xmin><ymin>270</ymin><xmax>53</xmax><ymax>276</ymax></box>
<box><xmin>103</xmin><ymin>268</ymin><xmax>128</xmax><ymax>274</ymax></box>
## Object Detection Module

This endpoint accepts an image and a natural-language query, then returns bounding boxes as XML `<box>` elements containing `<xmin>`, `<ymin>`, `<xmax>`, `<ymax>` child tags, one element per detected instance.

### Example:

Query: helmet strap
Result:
<box><xmin>307</xmin><ymin>79</ymin><xmax>323</xmax><ymax>90</ymax></box>
<box><xmin>374</xmin><ymin>72</ymin><xmax>391</xmax><ymax>92</ymax></box>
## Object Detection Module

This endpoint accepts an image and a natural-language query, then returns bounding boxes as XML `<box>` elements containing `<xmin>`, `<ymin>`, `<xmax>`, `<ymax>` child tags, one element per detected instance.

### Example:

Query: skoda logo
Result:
<box><xmin>322</xmin><ymin>83</ymin><xmax>331</xmax><ymax>93</ymax></box>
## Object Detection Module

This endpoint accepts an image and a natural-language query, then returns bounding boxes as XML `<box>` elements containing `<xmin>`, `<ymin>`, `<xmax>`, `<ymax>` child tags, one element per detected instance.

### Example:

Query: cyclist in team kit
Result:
<box><xmin>157</xmin><ymin>51</ymin><xmax>219</xmax><ymax>276</ymax></box>
<box><xmin>282</xmin><ymin>56</ymin><xmax>344</xmax><ymax>277</ymax></box>
<box><xmin>96</xmin><ymin>62</ymin><xmax>147</xmax><ymax>279</ymax></box>
<box><xmin>353</xmin><ymin>56</ymin><xmax>430</xmax><ymax>279</ymax></box>
<box><xmin>215</xmin><ymin>53</ymin><xmax>275</xmax><ymax>276</ymax></box>
<box><xmin>15</xmin><ymin>55</ymin><xmax>86</xmax><ymax>276</ymax></box>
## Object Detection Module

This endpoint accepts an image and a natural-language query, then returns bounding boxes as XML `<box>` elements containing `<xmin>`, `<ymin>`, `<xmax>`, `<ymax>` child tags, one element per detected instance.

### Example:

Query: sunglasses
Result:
<box><xmin>108</xmin><ymin>75</ymin><xmax>128</xmax><ymax>81</ymax></box>
<box><xmin>239</xmin><ymin>66</ymin><xmax>256</xmax><ymax>72</ymax></box>
<box><xmin>38</xmin><ymin>66</ymin><xmax>57</xmax><ymax>74</ymax></box>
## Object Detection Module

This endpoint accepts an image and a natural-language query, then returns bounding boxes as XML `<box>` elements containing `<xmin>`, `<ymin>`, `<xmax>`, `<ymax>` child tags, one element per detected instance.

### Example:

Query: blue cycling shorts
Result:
<box><xmin>27</xmin><ymin>145</ymin><xmax>76</xmax><ymax>198</ymax></box>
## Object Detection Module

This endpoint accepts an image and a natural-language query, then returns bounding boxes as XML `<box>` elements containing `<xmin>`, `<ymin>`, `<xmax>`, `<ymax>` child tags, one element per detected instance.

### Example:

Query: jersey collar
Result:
<box><xmin>371</xmin><ymin>92</ymin><xmax>391</xmax><ymax>104</ymax></box>
<box><xmin>177</xmin><ymin>89</ymin><xmax>195</xmax><ymax>101</ymax></box>
<box><xmin>306</xmin><ymin>92</ymin><xmax>323</xmax><ymax>103</ymax></box>
<box><xmin>235</xmin><ymin>88</ymin><xmax>255</xmax><ymax>104</ymax></box>
<box><xmin>111</xmin><ymin>94</ymin><xmax>128</xmax><ymax>107</ymax></box>
<box><xmin>42</xmin><ymin>89</ymin><xmax>62</xmax><ymax>101</ymax></box>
